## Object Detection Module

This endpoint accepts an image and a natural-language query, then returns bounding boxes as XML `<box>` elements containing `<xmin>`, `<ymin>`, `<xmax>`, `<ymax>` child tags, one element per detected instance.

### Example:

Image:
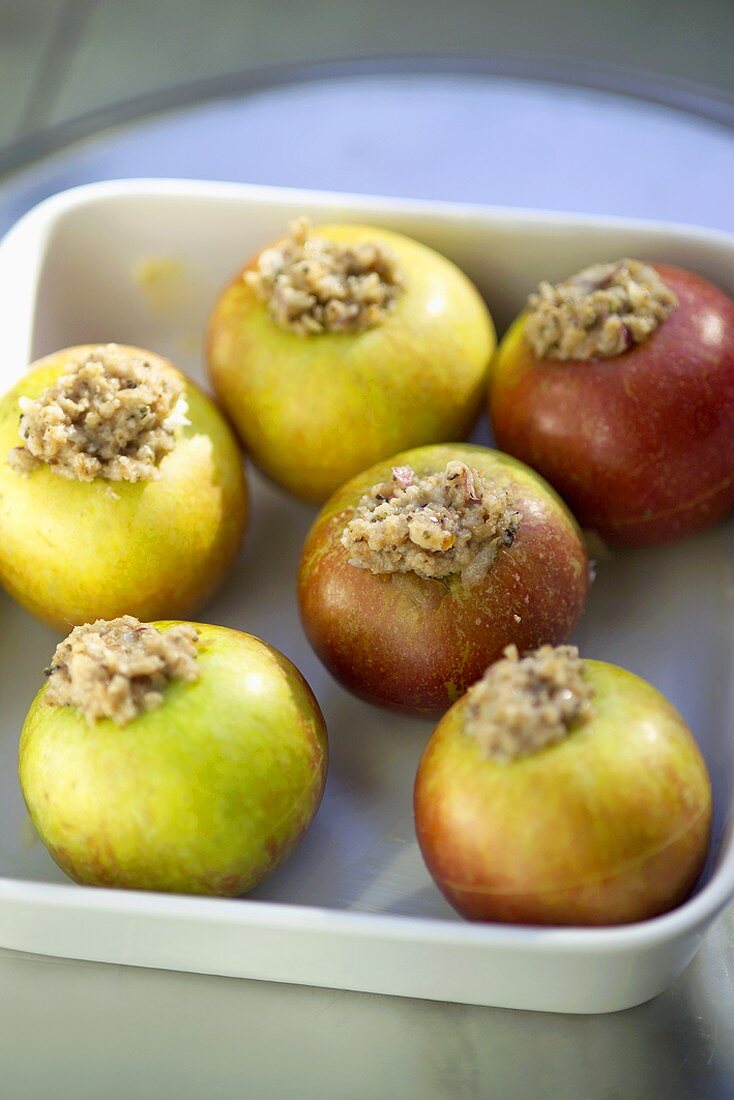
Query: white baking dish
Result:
<box><xmin>0</xmin><ymin>179</ymin><xmax>731</xmax><ymax>1014</ymax></box>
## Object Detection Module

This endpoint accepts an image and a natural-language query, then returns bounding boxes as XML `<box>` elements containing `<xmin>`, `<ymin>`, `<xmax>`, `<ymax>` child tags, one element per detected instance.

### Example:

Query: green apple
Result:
<box><xmin>207</xmin><ymin>223</ymin><xmax>495</xmax><ymax>502</ymax></box>
<box><xmin>0</xmin><ymin>345</ymin><xmax>247</xmax><ymax>629</ymax></box>
<box><xmin>19</xmin><ymin>623</ymin><xmax>328</xmax><ymax>896</ymax></box>
<box><xmin>414</xmin><ymin>659</ymin><xmax>712</xmax><ymax>925</ymax></box>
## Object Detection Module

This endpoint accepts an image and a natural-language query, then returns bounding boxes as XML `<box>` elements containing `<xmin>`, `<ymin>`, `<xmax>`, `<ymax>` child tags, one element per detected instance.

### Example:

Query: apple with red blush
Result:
<box><xmin>414</xmin><ymin>646</ymin><xmax>712</xmax><ymax>925</ymax></box>
<box><xmin>489</xmin><ymin>260</ymin><xmax>734</xmax><ymax>545</ymax></box>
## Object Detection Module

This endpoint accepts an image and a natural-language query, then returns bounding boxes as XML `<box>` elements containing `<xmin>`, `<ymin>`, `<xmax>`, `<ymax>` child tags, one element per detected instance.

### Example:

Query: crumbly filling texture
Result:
<box><xmin>465</xmin><ymin>644</ymin><xmax>594</xmax><ymax>763</ymax></box>
<box><xmin>244</xmin><ymin>217</ymin><xmax>404</xmax><ymax>336</ymax></box>
<box><xmin>45</xmin><ymin>616</ymin><xmax>200</xmax><ymax>726</ymax></box>
<box><xmin>525</xmin><ymin>259</ymin><xmax>678</xmax><ymax>360</ymax></box>
<box><xmin>8</xmin><ymin>344</ymin><xmax>189</xmax><ymax>482</ymax></box>
<box><xmin>341</xmin><ymin>461</ymin><xmax>520</xmax><ymax>587</ymax></box>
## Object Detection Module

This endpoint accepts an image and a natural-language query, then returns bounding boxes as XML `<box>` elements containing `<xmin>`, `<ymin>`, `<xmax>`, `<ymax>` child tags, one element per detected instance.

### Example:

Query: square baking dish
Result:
<box><xmin>0</xmin><ymin>178</ymin><xmax>731</xmax><ymax>1014</ymax></box>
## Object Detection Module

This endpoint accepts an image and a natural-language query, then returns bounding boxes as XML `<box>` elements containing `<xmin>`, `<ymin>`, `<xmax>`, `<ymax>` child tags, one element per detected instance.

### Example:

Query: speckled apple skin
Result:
<box><xmin>206</xmin><ymin>224</ymin><xmax>496</xmax><ymax>503</ymax></box>
<box><xmin>298</xmin><ymin>443</ymin><xmax>589</xmax><ymax>715</ymax></box>
<box><xmin>0</xmin><ymin>346</ymin><xmax>247</xmax><ymax>630</ymax></box>
<box><xmin>414</xmin><ymin>660</ymin><xmax>712</xmax><ymax>926</ymax></box>
<box><xmin>19</xmin><ymin>624</ymin><xmax>328</xmax><ymax>896</ymax></box>
<box><xmin>489</xmin><ymin>265</ymin><xmax>734</xmax><ymax>546</ymax></box>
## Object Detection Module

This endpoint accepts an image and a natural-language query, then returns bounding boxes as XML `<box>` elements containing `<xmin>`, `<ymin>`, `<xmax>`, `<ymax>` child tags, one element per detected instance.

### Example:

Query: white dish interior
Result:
<box><xmin>0</xmin><ymin>179</ymin><xmax>731</xmax><ymax>1013</ymax></box>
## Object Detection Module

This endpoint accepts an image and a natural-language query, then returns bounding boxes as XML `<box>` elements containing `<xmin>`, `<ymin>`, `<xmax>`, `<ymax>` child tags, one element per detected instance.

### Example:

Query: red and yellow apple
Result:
<box><xmin>0</xmin><ymin>345</ymin><xmax>247</xmax><ymax>629</ymax></box>
<box><xmin>19</xmin><ymin>623</ymin><xmax>328</xmax><ymax>896</ymax></box>
<box><xmin>298</xmin><ymin>443</ymin><xmax>589</xmax><ymax>714</ymax></box>
<box><xmin>490</xmin><ymin>264</ymin><xmax>734</xmax><ymax>546</ymax></box>
<box><xmin>207</xmin><ymin>223</ymin><xmax>495</xmax><ymax>502</ymax></box>
<box><xmin>414</xmin><ymin>659</ymin><xmax>712</xmax><ymax>925</ymax></box>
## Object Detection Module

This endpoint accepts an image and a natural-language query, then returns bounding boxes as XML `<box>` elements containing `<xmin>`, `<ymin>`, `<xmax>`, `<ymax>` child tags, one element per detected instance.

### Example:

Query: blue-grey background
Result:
<box><xmin>1</xmin><ymin>0</ymin><xmax>733</xmax><ymax>152</ymax></box>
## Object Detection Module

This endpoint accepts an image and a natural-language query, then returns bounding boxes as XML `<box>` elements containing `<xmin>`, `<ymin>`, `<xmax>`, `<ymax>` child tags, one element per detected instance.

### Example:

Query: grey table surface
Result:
<box><xmin>2</xmin><ymin>9</ymin><xmax>734</xmax><ymax>1096</ymax></box>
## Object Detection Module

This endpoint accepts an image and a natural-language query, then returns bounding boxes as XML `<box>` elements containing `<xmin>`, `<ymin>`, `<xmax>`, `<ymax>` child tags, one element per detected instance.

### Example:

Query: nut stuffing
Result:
<box><xmin>525</xmin><ymin>259</ymin><xmax>678</xmax><ymax>360</ymax></box>
<box><xmin>245</xmin><ymin>217</ymin><xmax>404</xmax><ymax>336</ymax></box>
<box><xmin>341</xmin><ymin>461</ymin><xmax>520</xmax><ymax>586</ymax></box>
<box><xmin>45</xmin><ymin>616</ymin><xmax>200</xmax><ymax>726</ymax></box>
<box><xmin>464</xmin><ymin>644</ymin><xmax>593</xmax><ymax>762</ymax></box>
<box><xmin>8</xmin><ymin>344</ymin><xmax>189</xmax><ymax>481</ymax></box>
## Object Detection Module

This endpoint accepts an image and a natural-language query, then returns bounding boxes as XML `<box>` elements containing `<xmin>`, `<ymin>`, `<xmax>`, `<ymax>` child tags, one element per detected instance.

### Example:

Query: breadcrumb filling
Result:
<box><xmin>8</xmin><ymin>344</ymin><xmax>189</xmax><ymax>482</ymax></box>
<box><xmin>465</xmin><ymin>644</ymin><xmax>593</xmax><ymax>763</ymax></box>
<box><xmin>245</xmin><ymin>217</ymin><xmax>404</xmax><ymax>336</ymax></box>
<box><xmin>525</xmin><ymin>259</ymin><xmax>677</xmax><ymax>360</ymax></box>
<box><xmin>341</xmin><ymin>461</ymin><xmax>520</xmax><ymax>587</ymax></box>
<box><xmin>45</xmin><ymin>616</ymin><xmax>200</xmax><ymax>726</ymax></box>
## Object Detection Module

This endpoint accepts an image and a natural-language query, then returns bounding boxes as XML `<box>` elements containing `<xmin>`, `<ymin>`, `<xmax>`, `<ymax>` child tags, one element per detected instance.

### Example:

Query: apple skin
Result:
<box><xmin>19</xmin><ymin>623</ymin><xmax>328</xmax><ymax>896</ymax></box>
<box><xmin>298</xmin><ymin>443</ymin><xmax>589</xmax><ymax>715</ymax></box>
<box><xmin>0</xmin><ymin>345</ymin><xmax>247</xmax><ymax>630</ymax></box>
<box><xmin>414</xmin><ymin>660</ymin><xmax>712</xmax><ymax>925</ymax></box>
<box><xmin>489</xmin><ymin>265</ymin><xmax>734</xmax><ymax>546</ymax></box>
<box><xmin>207</xmin><ymin>223</ymin><xmax>495</xmax><ymax>503</ymax></box>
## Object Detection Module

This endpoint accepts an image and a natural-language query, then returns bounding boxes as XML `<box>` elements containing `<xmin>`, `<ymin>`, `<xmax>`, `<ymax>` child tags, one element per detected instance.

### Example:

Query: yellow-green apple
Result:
<box><xmin>207</xmin><ymin>222</ymin><xmax>495</xmax><ymax>502</ymax></box>
<box><xmin>0</xmin><ymin>345</ymin><xmax>247</xmax><ymax>629</ymax></box>
<box><xmin>19</xmin><ymin>622</ymin><xmax>327</xmax><ymax>896</ymax></box>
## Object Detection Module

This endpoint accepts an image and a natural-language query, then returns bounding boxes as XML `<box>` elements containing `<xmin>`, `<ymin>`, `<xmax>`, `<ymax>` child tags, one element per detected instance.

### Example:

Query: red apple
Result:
<box><xmin>489</xmin><ymin>264</ymin><xmax>734</xmax><ymax>545</ymax></box>
<box><xmin>298</xmin><ymin>443</ymin><xmax>589</xmax><ymax>714</ymax></box>
<box><xmin>414</xmin><ymin>656</ymin><xmax>712</xmax><ymax>925</ymax></box>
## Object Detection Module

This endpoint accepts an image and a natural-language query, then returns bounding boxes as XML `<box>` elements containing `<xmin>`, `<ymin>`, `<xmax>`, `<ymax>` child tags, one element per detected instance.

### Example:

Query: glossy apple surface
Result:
<box><xmin>0</xmin><ymin>345</ymin><xmax>247</xmax><ymax>629</ymax></box>
<box><xmin>414</xmin><ymin>660</ymin><xmax>712</xmax><ymax>925</ymax></box>
<box><xmin>19</xmin><ymin>623</ymin><xmax>328</xmax><ymax>896</ymax></box>
<box><xmin>298</xmin><ymin>443</ymin><xmax>589</xmax><ymax>714</ymax></box>
<box><xmin>207</xmin><ymin>223</ymin><xmax>495</xmax><ymax>503</ymax></box>
<box><xmin>490</xmin><ymin>265</ymin><xmax>734</xmax><ymax>545</ymax></box>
